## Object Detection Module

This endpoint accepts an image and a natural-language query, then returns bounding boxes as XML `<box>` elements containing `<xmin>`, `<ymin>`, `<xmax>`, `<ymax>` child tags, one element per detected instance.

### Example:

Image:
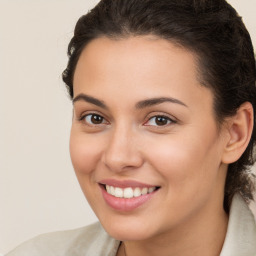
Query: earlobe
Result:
<box><xmin>222</xmin><ymin>102</ymin><xmax>254</xmax><ymax>164</ymax></box>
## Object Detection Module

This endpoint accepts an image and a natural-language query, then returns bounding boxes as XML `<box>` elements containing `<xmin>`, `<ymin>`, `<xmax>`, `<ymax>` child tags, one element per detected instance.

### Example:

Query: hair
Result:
<box><xmin>62</xmin><ymin>0</ymin><xmax>256</xmax><ymax>212</ymax></box>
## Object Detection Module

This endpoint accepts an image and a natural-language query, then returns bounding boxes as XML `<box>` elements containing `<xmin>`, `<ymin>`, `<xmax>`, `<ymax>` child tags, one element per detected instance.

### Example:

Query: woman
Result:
<box><xmin>7</xmin><ymin>0</ymin><xmax>256</xmax><ymax>255</ymax></box>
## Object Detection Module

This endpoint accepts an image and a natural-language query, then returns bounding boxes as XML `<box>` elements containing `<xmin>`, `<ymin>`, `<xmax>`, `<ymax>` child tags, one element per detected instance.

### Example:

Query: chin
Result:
<box><xmin>99</xmin><ymin>216</ymin><xmax>158</xmax><ymax>241</ymax></box>
<box><xmin>105</xmin><ymin>226</ymin><xmax>153</xmax><ymax>241</ymax></box>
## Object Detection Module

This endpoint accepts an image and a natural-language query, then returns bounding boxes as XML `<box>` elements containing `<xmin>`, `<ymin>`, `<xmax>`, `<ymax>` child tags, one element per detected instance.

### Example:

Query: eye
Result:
<box><xmin>82</xmin><ymin>114</ymin><xmax>108</xmax><ymax>125</ymax></box>
<box><xmin>145</xmin><ymin>115</ymin><xmax>175</xmax><ymax>126</ymax></box>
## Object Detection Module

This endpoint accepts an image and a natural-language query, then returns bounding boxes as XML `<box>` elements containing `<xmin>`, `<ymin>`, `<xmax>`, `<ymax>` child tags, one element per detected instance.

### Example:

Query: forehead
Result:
<box><xmin>74</xmin><ymin>36</ymin><xmax>199</xmax><ymax>79</ymax></box>
<box><xmin>73</xmin><ymin>36</ymin><xmax>214</xmax><ymax>114</ymax></box>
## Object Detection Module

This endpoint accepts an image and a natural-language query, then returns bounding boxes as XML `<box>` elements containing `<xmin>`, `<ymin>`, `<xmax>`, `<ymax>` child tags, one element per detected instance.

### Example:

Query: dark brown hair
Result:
<box><xmin>62</xmin><ymin>0</ymin><xmax>256</xmax><ymax>211</ymax></box>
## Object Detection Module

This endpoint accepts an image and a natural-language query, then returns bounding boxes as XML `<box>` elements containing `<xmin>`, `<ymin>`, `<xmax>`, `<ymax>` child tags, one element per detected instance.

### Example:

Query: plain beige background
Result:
<box><xmin>0</xmin><ymin>0</ymin><xmax>255</xmax><ymax>254</ymax></box>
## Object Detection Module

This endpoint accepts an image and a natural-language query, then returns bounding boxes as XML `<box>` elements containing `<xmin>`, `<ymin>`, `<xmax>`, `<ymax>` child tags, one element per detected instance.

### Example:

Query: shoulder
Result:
<box><xmin>6</xmin><ymin>222</ymin><xmax>120</xmax><ymax>256</ymax></box>
<box><xmin>220</xmin><ymin>193</ymin><xmax>256</xmax><ymax>256</ymax></box>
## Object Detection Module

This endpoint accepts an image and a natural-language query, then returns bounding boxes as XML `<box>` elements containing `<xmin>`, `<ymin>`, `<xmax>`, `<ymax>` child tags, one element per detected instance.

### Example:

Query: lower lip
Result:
<box><xmin>100</xmin><ymin>186</ymin><xmax>157</xmax><ymax>211</ymax></box>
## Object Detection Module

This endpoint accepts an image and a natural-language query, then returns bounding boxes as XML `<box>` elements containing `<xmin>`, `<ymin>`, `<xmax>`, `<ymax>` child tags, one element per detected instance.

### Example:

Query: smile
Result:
<box><xmin>99</xmin><ymin>180</ymin><xmax>160</xmax><ymax>211</ymax></box>
<box><xmin>105</xmin><ymin>185</ymin><xmax>158</xmax><ymax>198</ymax></box>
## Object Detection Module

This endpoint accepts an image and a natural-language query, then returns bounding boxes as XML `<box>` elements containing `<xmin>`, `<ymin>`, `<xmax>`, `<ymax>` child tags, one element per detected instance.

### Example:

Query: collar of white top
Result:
<box><xmin>220</xmin><ymin>193</ymin><xmax>256</xmax><ymax>256</ymax></box>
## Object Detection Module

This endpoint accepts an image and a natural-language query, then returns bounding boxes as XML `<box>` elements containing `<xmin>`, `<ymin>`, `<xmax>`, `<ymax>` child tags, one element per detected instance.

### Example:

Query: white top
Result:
<box><xmin>6</xmin><ymin>194</ymin><xmax>256</xmax><ymax>256</ymax></box>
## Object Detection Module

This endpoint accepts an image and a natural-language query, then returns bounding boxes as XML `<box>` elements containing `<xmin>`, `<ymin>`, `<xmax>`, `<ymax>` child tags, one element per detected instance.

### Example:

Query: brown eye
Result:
<box><xmin>155</xmin><ymin>116</ymin><xmax>169</xmax><ymax>126</ymax></box>
<box><xmin>145</xmin><ymin>115</ymin><xmax>174</xmax><ymax>126</ymax></box>
<box><xmin>85</xmin><ymin>114</ymin><xmax>105</xmax><ymax>125</ymax></box>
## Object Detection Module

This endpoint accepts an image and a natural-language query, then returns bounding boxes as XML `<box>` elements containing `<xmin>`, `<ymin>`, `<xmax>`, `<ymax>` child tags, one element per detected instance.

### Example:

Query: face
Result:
<box><xmin>70</xmin><ymin>36</ymin><xmax>229</xmax><ymax>241</ymax></box>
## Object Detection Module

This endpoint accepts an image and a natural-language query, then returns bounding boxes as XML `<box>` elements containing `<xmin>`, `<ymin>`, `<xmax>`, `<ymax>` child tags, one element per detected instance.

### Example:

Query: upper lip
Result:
<box><xmin>99</xmin><ymin>179</ymin><xmax>160</xmax><ymax>188</ymax></box>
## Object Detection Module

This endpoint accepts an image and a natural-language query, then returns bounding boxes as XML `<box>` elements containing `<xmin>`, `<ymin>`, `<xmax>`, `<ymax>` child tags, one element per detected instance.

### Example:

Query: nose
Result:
<box><xmin>102</xmin><ymin>125</ymin><xmax>144</xmax><ymax>173</ymax></box>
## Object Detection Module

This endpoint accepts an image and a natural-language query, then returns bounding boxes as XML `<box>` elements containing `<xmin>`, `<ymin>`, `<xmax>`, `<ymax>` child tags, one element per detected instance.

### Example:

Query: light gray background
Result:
<box><xmin>0</xmin><ymin>0</ymin><xmax>255</xmax><ymax>254</ymax></box>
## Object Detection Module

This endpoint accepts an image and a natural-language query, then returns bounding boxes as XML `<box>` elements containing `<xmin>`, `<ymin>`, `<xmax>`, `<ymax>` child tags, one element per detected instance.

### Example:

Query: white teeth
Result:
<box><xmin>105</xmin><ymin>185</ymin><xmax>157</xmax><ymax>198</ymax></box>
<box><xmin>141</xmin><ymin>188</ymin><xmax>148</xmax><ymax>195</ymax></box>
<box><xmin>148</xmin><ymin>187</ymin><xmax>155</xmax><ymax>193</ymax></box>
<box><xmin>110</xmin><ymin>186</ymin><xmax>115</xmax><ymax>196</ymax></box>
<box><xmin>123</xmin><ymin>188</ymin><xmax>133</xmax><ymax>198</ymax></box>
<box><xmin>133</xmin><ymin>187</ymin><xmax>142</xmax><ymax>197</ymax></box>
<box><xmin>115</xmin><ymin>187</ymin><xmax>123</xmax><ymax>198</ymax></box>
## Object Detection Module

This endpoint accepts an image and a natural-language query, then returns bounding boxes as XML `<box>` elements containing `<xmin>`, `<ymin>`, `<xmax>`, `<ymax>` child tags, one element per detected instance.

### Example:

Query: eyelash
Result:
<box><xmin>144</xmin><ymin>115</ymin><xmax>176</xmax><ymax>127</ymax></box>
<box><xmin>78</xmin><ymin>112</ymin><xmax>176</xmax><ymax>128</ymax></box>
<box><xmin>79</xmin><ymin>113</ymin><xmax>109</xmax><ymax>126</ymax></box>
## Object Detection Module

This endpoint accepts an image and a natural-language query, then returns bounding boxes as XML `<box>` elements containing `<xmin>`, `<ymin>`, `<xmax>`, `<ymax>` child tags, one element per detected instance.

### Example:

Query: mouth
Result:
<box><xmin>102</xmin><ymin>184</ymin><xmax>160</xmax><ymax>199</ymax></box>
<box><xmin>98</xmin><ymin>179</ymin><xmax>161</xmax><ymax>211</ymax></box>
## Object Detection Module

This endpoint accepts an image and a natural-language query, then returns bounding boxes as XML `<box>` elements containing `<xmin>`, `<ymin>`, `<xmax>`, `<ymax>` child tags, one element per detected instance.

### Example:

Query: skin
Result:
<box><xmin>70</xmin><ymin>36</ymin><xmax>233</xmax><ymax>256</ymax></box>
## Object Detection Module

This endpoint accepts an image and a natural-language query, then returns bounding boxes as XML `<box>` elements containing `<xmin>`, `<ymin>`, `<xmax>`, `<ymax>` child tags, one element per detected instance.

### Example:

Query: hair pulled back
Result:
<box><xmin>62</xmin><ymin>0</ymin><xmax>256</xmax><ymax>211</ymax></box>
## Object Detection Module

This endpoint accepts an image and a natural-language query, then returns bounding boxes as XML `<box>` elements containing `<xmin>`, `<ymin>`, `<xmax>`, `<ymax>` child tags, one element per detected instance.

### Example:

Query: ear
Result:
<box><xmin>221</xmin><ymin>102</ymin><xmax>254</xmax><ymax>164</ymax></box>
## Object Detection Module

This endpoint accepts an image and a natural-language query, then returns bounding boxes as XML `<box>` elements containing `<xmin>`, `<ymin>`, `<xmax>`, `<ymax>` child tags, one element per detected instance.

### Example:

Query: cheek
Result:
<box><xmin>69</xmin><ymin>130</ymin><xmax>102</xmax><ymax>175</ymax></box>
<box><xmin>143</xmin><ymin>131</ymin><xmax>221</xmax><ymax>191</ymax></box>
<box><xmin>146</xmin><ymin>142</ymin><xmax>199</xmax><ymax>188</ymax></box>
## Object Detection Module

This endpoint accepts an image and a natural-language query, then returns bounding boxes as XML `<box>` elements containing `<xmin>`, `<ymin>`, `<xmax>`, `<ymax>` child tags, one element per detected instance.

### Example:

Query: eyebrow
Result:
<box><xmin>135</xmin><ymin>97</ymin><xmax>188</xmax><ymax>109</ymax></box>
<box><xmin>72</xmin><ymin>93</ymin><xmax>108</xmax><ymax>109</ymax></box>
<box><xmin>72</xmin><ymin>93</ymin><xmax>187</xmax><ymax>109</ymax></box>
